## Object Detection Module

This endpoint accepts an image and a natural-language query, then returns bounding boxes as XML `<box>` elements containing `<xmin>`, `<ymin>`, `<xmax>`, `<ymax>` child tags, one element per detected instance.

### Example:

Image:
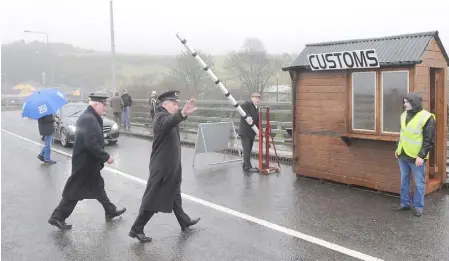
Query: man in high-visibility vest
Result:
<box><xmin>395</xmin><ymin>92</ymin><xmax>435</xmax><ymax>217</ymax></box>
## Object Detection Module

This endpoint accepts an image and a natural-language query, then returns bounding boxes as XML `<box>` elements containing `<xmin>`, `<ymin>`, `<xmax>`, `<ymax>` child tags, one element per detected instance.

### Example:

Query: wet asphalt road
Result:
<box><xmin>2</xmin><ymin>111</ymin><xmax>449</xmax><ymax>261</ymax></box>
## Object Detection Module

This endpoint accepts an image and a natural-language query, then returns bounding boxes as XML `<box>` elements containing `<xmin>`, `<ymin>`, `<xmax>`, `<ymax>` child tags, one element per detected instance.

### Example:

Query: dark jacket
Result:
<box><xmin>38</xmin><ymin>114</ymin><xmax>55</xmax><ymax>136</ymax></box>
<box><xmin>110</xmin><ymin>95</ymin><xmax>124</xmax><ymax>113</ymax></box>
<box><xmin>61</xmin><ymin>105</ymin><xmax>110</xmax><ymax>200</ymax></box>
<box><xmin>238</xmin><ymin>100</ymin><xmax>259</xmax><ymax>139</ymax></box>
<box><xmin>399</xmin><ymin>92</ymin><xmax>436</xmax><ymax>161</ymax></box>
<box><xmin>139</xmin><ymin>106</ymin><xmax>187</xmax><ymax>213</ymax></box>
<box><xmin>121</xmin><ymin>94</ymin><xmax>133</xmax><ymax>107</ymax></box>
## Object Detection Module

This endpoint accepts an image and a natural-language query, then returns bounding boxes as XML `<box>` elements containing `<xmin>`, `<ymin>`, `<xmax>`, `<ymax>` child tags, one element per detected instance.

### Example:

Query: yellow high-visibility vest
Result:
<box><xmin>396</xmin><ymin>110</ymin><xmax>435</xmax><ymax>159</ymax></box>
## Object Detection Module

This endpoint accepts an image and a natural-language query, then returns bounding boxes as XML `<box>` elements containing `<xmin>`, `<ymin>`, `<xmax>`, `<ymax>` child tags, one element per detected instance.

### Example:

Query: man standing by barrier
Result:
<box><xmin>239</xmin><ymin>93</ymin><xmax>261</xmax><ymax>173</ymax></box>
<box><xmin>129</xmin><ymin>90</ymin><xmax>200</xmax><ymax>243</ymax></box>
<box><xmin>395</xmin><ymin>92</ymin><xmax>435</xmax><ymax>217</ymax></box>
<box><xmin>110</xmin><ymin>92</ymin><xmax>124</xmax><ymax>126</ymax></box>
<box><xmin>48</xmin><ymin>92</ymin><xmax>126</xmax><ymax>230</ymax></box>
<box><xmin>121</xmin><ymin>89</ymin><xmax>133</xmax><ymax>130</ymax></box>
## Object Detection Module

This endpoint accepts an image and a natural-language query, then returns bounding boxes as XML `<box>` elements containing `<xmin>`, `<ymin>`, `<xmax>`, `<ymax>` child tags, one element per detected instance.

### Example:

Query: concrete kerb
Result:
<box><xmin>120</xmin><ymin>129</ymin><xmax>293</xmax><ymax>166</ymax></box>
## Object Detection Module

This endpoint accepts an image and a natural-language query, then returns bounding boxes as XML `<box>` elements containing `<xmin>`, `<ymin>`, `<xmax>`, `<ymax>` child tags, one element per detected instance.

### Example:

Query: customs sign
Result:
<box><xmin>307</xmin><ymin>49</ymin><xmax>380</xmax><ymax>71</ymax></box>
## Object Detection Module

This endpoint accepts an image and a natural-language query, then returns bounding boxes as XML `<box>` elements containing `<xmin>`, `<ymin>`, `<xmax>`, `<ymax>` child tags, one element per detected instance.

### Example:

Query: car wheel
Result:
<box><xmin>60</xmin><ymin>128</ymin><xmax>70</xmax><ymax>148</ymax></box>
<box><xmin>108</xmin><ymin>140</ymin><xmax>117</xmax><ymax>145</ymax></box>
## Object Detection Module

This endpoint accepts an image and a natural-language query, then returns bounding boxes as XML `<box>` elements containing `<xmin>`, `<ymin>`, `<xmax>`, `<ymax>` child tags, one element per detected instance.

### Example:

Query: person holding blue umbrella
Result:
<box><xmin>22</xmin><ymin>88</ymin><xmax>67</xmax><ymax>164</ymax></box>
<box><xmin>37</xmin><ymin>114</ymin><xmax>56</xmax><ymax>164</ymax></box>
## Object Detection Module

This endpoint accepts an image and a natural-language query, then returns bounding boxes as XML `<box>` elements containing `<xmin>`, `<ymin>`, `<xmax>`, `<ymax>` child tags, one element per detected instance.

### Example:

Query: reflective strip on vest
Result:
<box><xmin>396</xmin><ymin>110</ymin><xmax>435</xmax><ymax>159</ymax></box>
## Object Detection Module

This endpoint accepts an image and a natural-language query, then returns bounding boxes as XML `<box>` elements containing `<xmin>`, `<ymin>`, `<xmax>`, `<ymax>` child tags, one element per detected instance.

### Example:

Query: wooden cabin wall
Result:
<box><xmin>414</xmin><ymin>39</ymin><xmax>448</xmax><ymax>183</ymax></box>
<box><xmin>414</xmin><ymin>39</ymin><xmax>447</xmax><ymax>107</ymax></box>
<box><xmin>294</xmin><ymin>71</ymin><xmax>401</xmax><ymax>194</ymax></box>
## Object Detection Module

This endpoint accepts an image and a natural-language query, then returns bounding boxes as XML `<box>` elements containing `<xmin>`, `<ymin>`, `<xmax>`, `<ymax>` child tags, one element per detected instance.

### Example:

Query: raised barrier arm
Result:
<box><xmin>175</xmin><ymin>33</ymin><xmax>259</xmax><ymax>136</ymax></box>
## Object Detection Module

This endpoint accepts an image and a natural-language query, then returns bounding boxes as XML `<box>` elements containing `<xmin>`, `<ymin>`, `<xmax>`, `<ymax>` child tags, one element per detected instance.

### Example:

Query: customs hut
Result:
<box><xmin>282</xmin><ymin>31</ymin><xmax>449</xmax><ymax>194</ymax></box>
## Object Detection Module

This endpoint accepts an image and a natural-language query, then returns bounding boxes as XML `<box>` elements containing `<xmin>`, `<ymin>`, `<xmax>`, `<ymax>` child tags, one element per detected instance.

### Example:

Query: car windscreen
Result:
<box><xmin>62</xmin><ymin>105</ymin><xmax>87</xmax><ymax>117</ymax></box>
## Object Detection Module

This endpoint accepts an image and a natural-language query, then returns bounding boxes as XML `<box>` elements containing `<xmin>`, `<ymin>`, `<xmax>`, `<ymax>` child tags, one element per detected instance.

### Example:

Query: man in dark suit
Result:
<box><xmin>129</xmin><ymin>90</ymin><xmax>200</xmax><ymax>243</ymax></box>
<box><xmin>239</xmin><ymin>93</ymin><xmax>261</xmax><ymax>172</ymax></box>
<box><xmin>48</xmin><ymin>92</ymin><xmax>126</xmax><ymax>230</ymax></box>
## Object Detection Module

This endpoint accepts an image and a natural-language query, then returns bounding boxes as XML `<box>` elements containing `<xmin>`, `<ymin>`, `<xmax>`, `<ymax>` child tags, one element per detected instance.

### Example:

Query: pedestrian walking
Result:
<box><xmin>129</xmin><ymin>90</ymin><xmax>200</xmax><ymax>243</ymax></box>
<box><xmin>110</xmin><ymin>92</ymin><xmax>124</xmax><ymax>126</ymax></box>
<box><xmin>37</xmin><ymin>114</ymin><xmax>56</xmax><ymax>164</ymax></box>
<box><xmin>48</xmin><ymin>92</ymin><xmax>126</xmax><ymax>230</ymax></box>
<box><xmin>395</xmin><ymin>92</ymin><xmax>435</xmax><ymax>217</ymax></box>
<box><xmin>121</xmin><ymin>89</ymin><xmax>133</xmax><ymax>130</ymax></box>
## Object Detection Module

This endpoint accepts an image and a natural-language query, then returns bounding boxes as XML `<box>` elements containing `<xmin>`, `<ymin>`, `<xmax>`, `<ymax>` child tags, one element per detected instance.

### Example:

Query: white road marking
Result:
<box><xmin>1</xmin><ymin>128</ymin><xmax>384</xmax><ymax>261</ymax></box>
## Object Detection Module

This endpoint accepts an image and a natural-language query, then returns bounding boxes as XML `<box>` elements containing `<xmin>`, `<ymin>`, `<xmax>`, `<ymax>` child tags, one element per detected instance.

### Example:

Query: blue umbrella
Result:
<box><xmin>22</xmin><ymin>88</ymin><xmax>68</xmax><ymax>119</ymax></box>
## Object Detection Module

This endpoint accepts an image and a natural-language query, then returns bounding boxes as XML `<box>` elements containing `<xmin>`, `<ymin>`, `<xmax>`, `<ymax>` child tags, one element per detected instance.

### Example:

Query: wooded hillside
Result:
<box><xmin>1</xmin><ymin>39</ymin><xmax>295</xmax><ymax>99</ymax></box>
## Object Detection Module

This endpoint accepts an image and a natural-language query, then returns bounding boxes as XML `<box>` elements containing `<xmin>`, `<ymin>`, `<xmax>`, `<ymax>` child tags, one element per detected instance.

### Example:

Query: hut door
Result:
<box><xmin>428</xmin><ymin>68</ymin><xmax>438</xmax><ymax>177</ymax></box>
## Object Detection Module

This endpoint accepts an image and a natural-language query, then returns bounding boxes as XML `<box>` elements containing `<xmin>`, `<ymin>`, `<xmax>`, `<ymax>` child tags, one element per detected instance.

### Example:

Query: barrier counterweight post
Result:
<box><xmin>265</xmin><ymin>107</ymin><xmax>270</xmax><ymax>166</ymax></box>
<box><xmin>258</xmin><ymin>109</ymin><xmax>263</xmax><ymax>172</ymax></box>
<box><xmin>258</xmin><ymin>106</ymin><xmax>280</xmax><ymax>175</ymax></box>
<box><xmin>175</xmin><ymin>33</ymin><xmax>259</xmax><ymax>136</ymax></box>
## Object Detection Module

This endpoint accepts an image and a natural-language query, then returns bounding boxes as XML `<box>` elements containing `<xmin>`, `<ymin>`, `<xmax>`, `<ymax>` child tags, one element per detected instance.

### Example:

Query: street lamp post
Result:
<box><xmin>109</xmin><ymin>0</ymin><xmax>117</xmax><ymax>92</ymax></box>
<box><xmin>24</xmin><ymin>30</ymin><xmax>51</xmax><ymax>86</ymax></box>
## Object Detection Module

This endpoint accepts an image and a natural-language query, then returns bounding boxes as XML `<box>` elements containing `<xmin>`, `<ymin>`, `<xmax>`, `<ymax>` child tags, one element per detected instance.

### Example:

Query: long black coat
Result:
<box><xmin>38</xmin><ymin>114</ymin><xmax>55</xmax><ymax>136</ymax></box>
<box><xmin>238</xmin><ymin>100</ymin><xmax>259</xmax><ymax>139</ymax></box>
<box><xmin>139</xmin><ymin>106</ymin><xmax>187</xmax><ymax>213</ymax></box>
<box><xmin>62</xmin><ymin>105</ymin><xmax>110</xmax><ymax>200</ymax></box>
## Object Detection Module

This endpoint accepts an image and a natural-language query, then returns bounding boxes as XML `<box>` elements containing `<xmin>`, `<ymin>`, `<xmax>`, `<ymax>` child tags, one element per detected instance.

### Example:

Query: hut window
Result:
<box><xmin>350</xmin><ymin>69</ymin><xmax>410</xmax><ymax>136</ymax></box>
<box><xmin>381</xmin><ymin>71</ymin><xmax>409</xmax><ymax>133</ymax></box>
<box><xmin>352</xmin><ymin>72</ymin><xmax>376</xmax><ymax>131</ymax></box>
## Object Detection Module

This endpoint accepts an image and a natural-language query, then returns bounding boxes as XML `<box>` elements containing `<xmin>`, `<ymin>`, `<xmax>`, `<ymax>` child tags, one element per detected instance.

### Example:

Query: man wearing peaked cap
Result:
<box><xmin>129</xmin><ymin>90</ymin><xmax>200</xmax><ymax>243</ymax></box>
<box><xmin>239</xmin><ymin>92</ymin><xmax>262</xmax><ymax>173</ymax></box>
<box><xmin>89</xmin><ymin>92</ymin><xmax>109</xmax><ymax>103</ymax></box>
<box><xmin>48</xmin><ymin>90</ymin><xmax>126</xmax><ymax>230</ymax></box>
<box><xmin>157</xmin><ymin>90</ymin><xmax>180</xmax><ymax>102</ymax></box>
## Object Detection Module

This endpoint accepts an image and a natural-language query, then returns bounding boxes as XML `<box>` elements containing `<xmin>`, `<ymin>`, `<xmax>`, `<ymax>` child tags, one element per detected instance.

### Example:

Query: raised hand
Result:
<box><xmin>182</xmin><ymin>98</ymin><xmax>197</xmax><ymax>116</ymax></box>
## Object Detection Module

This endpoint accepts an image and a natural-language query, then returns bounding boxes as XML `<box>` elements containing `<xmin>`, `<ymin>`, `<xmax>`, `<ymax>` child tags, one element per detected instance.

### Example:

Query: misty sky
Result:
<box><xmin>1</xmin><ymin>0</ymin><xmax>449</xmax><ymax>55</ymax></box>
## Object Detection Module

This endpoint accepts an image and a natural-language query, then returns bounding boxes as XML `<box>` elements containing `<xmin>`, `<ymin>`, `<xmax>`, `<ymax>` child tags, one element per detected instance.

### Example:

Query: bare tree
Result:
<box><xmin>224</xmin><ymin>38</ymin><xmax>277</xmax><ymax>94</ymax></box>
<box><xmin>278</xmin><ymin>52</ymin><xmax>296</xmax><ymax>68</ymax></box>
<box><xmin>169</xmin><ymin>50</ymin><xmax>215</xmax><ymax>98</ymax></box>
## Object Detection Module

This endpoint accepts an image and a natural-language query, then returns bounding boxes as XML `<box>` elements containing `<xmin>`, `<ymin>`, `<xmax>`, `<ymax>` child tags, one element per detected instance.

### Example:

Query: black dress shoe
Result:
<box><xmin>129</xmin><ymin>231</ymin><xmax>152</xmax><ymax>243</ymax></box>
<box><xmin>37</xmin><ymin>155</ymin><xmax>44</xmax><ymax>162</ymax></box>
<box><xmin>48</xmin><ymin>218</ymin><xmax>72</xmax><ymax>230</ymax></box>
<box><xmin>181</xmin><ymin>217</ymin><xmax>201</xmax><ymax>231</ymax></box>
<box><xmin>106</xmin><ymin>207</ymin><xmax>126</xmax><ymax>221</ymax></box>
<box><xmin>244</xmin><ymin>167</ymin><xmax>259</xmax><ymax>173</ymax></box>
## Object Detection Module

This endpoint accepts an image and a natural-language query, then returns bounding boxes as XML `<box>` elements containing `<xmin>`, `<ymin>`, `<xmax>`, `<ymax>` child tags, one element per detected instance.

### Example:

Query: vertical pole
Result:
<box><xmin>110</xmin><ymin>0</ymin><xmax>117</xmax><ymax>92</ymax></box>
<box><xmin>232</xmin><ymin>121</ymin><xmax>242</xmax><ymax>159</ymax></box>
<box><xmin>45</xmin><ymin>34</ymin><xmax>51</xmax><ymax>87</ymax></box>
<box><xmin>192</xmin><ymin>124</ymin><xmax>199</xmax><ymax>167</ymax></box>
<box><xmin>276</xmin><ymin>78</ymin><xmax>279</xmax><ymax>102</ymax></box>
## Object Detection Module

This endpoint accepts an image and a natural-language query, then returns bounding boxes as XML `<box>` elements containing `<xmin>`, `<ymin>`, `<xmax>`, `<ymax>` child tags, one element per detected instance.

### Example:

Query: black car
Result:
<box><xmin>50</xmin><ymin>102</ymin><xmax>120</xmax><ymax>147</ymax></box>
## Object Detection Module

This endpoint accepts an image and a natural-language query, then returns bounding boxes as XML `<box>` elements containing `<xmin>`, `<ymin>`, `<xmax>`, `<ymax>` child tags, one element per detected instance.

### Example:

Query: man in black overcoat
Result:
<box><xmin>239</xmin><ymin>92</ymin><xmax>262</xmax><ymax>172</ymax></box>
<box><xmin>129</xmin><ymin>90</ymin><xmax>200</xmax><ymax>243</ymax></box>
<box><xmin>48</xmin><ymin>92</ymin><xmax>126</xmax><ymax>230</ymax></box>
